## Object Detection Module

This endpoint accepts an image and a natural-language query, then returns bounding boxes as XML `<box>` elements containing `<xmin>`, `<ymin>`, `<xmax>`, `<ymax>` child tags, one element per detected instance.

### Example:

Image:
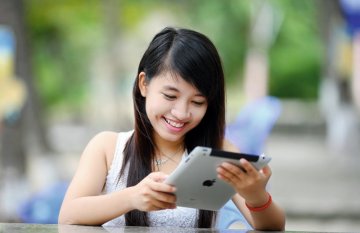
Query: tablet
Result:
<box><xmin>164</xmin><ymin>146</ymin><xmax>271</xmax><ymax>211</ymax></box>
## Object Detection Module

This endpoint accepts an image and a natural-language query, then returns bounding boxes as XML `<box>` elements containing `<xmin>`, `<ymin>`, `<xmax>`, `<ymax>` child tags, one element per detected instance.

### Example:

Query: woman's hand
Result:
<box><xmin>130</xmin><ymin>172</ymin><xmax>177</xmax><ymax>211</ymax></box>
<box><xmin>216</xmin><ymin>159</ymin><xmax>271</xmax><ymax>205</ymax></box>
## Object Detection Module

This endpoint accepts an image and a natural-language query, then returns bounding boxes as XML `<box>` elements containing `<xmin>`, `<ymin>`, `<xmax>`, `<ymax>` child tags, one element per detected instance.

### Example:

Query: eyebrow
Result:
<box><xmin>162</xmin><ymin>85</ymin><xmax>205</xmax><ymax>97</ymax></box>
<box><xmin>163</xmin><ymin>85</ymin><xmax>179</xmax><ymax>92</ymax></box>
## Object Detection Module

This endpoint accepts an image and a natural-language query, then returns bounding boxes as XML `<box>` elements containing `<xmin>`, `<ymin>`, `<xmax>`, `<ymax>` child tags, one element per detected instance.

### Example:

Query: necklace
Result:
<box><xmin>155</xmin><ymin>146</ymin><xmax>183</xmax><ymax>166</ymax></box>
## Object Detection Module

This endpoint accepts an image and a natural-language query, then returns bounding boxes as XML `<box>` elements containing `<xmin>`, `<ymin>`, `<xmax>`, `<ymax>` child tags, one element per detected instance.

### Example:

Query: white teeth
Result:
<box><xmin>165</xmin><ymin>118</ymin><xmax>184</xmax><ymax>128</ymax></box>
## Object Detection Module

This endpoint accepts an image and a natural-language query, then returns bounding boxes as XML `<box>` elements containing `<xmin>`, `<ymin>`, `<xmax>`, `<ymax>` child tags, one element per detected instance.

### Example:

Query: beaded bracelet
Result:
<box><xmin>245</xmin><ymin>193</ymin><xmax>272</xmax><ymax>212</ymax></box>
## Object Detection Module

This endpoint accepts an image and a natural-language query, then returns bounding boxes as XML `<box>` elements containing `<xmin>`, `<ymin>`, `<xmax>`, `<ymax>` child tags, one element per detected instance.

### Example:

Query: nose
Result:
<box><xmin>171</xmin><ymin>103</ymin><xmax>191</xmax><ymax>121</ymax></box>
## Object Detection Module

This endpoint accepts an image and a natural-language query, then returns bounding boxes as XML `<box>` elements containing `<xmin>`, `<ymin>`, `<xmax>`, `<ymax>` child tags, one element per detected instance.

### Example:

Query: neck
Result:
<box><xmin>154</xmin><ymin>143</ymin><xmax>184</xmax><ymax>170</ymax></box>
<box><xmin>153</xmin><ymin>133</ymin><xmax>184</xmax><ymax>155</ymax></box>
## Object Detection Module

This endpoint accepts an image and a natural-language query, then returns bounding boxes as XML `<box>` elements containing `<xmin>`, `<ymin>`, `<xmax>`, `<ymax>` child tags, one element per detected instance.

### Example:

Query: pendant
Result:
<box><xmin>155</xmin><ymin>159</ymin><xmax>163</xmax><ymax>166</ymax></box>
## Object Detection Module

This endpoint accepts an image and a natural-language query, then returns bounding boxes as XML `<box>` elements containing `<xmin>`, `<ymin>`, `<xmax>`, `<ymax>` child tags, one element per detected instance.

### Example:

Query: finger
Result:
<box><xmin>217</xmin><ymin>164</ymin><xmax>244</xmax><ymax>183</ymax></box>
<box><xmin>152</xmin><ymin>199</ymin><xmax>177</xmax><ymax>210</ymax></box>
<box><xmin>220</xmin><ymin>161</ymin><xmax>247</xmax><ymax>177</ymax></box>
<box><xmin>148</xmin><ymin>190</ymin><xmax>177</xmax><ymax>209</ymax></box>
<box><xmin>216</xmin><ymin>166</ymin><xmax>233</xmax><ymax>182</ymax></box>
<box><xmin>150</xmin><ymin>179</ymin><xmax>176</xmax><ymax>193</ymax></box>
<box><xmin>145</xmin><ymin>198</ymin><xmax>174</xmax><ymax>211</ymax></box>
<box><xmin>148</xmin><ymin>172</ymin><xmax>168</xmax><ymax>182</ymax></box>
<box><xmin>149</xmin><ymin>187</ymin><xmax>177</xmax><ymax>203</ymax></box>
<box><xmin>158</xmin><ymin>193</ymin><xmax>177</xmax><ymax>206</ymax></box>
<box><xmin>146</xmin><ymin>172</ymin><xmax>177</xmax><ymax>193</ymax></box>
<box><xmin>260</xmin><ymin>165</ymin><xmax>272</xmax><ymax>179</ymax></box>
<box><xmin>239</xmin><ymin>159</ymin><xmax>258</xmax><ymax>175</ymax></box>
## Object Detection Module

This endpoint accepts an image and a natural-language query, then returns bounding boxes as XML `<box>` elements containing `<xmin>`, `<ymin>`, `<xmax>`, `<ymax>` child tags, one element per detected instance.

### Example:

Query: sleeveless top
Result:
<box><xmin>102</xmin><ymin>131</ymin><xmax>198</xmax><ymax>227</ymax></box>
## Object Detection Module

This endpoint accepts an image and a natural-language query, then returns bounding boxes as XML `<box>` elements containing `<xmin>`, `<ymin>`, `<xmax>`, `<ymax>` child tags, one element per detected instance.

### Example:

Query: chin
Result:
<box><xmin>159</xmin><ymin>130</ymin><xmax>185</xmax><ymax>142</ymax></box>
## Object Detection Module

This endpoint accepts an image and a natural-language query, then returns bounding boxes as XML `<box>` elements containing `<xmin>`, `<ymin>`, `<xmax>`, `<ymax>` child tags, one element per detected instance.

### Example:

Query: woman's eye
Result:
<box><xmin>192</xmin><ymin>101</ymin><xmax>205</xmax><ymax>106</ymax></box>
<box><xmin>163</xmin><ymin>93</ymin><xmax>176</xmax><ymax>100</ymax></box>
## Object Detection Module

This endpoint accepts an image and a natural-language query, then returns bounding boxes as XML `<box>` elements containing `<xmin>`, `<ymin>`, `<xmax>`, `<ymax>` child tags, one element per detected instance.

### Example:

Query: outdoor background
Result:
<box><xmin>1</xmin><ymin>0</ymin><xmax>360</xmax><ymax>232</ymax></box>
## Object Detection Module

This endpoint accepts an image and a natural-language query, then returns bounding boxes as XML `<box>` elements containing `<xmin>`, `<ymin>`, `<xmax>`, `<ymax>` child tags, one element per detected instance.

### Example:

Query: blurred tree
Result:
<box><xmin>0</xmin><ymin>0</ymin><xmax>49</xmax><ymax>176</ymax></box>
<box><xmin>182</xmin><ymin>0</ymin><xmax>251</xmax><ymax>85</ymax></box>
<box><xmin>23</xmin><ymin>0</ymin><xmax>324</xmax><ymax>118</ymax></box>
<box><xmin>25</xmin><ymin>1</ymin><xmax>102</xmax><ymax>114</ymax></box>
<box><xmin>180</xmin><ymin>0</ymin><xmax>322</xmax><ymax>100</ymax></box>
<box><xmin>267</xmin><ymin>0</ymin><xmax>323</xmax><ymax>100</ymax></box>
<box><xmin>87</xmin><ymin>0</ymin><xmax>123</xmax><ymax>129</ymax></box>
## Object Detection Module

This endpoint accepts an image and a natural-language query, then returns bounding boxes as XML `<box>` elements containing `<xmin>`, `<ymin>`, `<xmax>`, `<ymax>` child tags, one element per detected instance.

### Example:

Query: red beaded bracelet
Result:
<box><xmin>245</xmin><ymin>193</ymin><xmax>272</xmax><ymax>212</ymax></box>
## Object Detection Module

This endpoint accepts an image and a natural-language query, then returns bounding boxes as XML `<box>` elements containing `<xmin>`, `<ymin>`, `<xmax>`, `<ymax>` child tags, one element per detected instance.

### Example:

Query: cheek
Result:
<box><xmin>191</xmin><ymin>106</ymin><xmax>207</xmax><ymax>124</ymax></box>
<box><xmin>145</xmin><ymin>96</ymin><xmax>169</xmax><ymax>117</ymax></box>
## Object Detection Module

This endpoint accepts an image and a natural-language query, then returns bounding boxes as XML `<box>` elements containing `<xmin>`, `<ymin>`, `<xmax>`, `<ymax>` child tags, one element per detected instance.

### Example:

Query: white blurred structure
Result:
<box><xmin>318</xmin><ymin>0</ymin><xmax>360</xmax><ymax>156</ymax></box>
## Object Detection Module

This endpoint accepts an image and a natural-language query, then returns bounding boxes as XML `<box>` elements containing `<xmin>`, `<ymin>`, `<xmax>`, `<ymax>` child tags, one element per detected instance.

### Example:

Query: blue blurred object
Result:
<box><xmin>0</xmin><ymin>26</ymin><xmax>15</xmax><ymax>52</ymax></box>
<box><xmin>18</xmin><ymin>181</ymin><xmax>68</xmax><ymax>224</ymax></box>
<box><xmin>217</xmin><ymin>96</ymin><xmax>281</xmax><ymax>229</ymax></box>
<box><xmin>225</xmin><ymin>96</ymin><xmax>281</xmax><ymax>155</ymax></box>
<box><xmin>340</xmin><ymin>0</ymin><xmax>360</xmax><ymax>36</ymax></box>
<box><xmin>217</xmin><ymin>199</ymin><xmax>252</xmax><ymax>230</ymax></box>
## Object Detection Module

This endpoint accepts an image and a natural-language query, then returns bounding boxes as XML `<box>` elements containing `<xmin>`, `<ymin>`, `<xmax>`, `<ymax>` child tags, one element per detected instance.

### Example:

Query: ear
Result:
<box><xmin>138</xmin><ymin>72</ymin><xmax>147</xmax><ymax>97</ymax></box>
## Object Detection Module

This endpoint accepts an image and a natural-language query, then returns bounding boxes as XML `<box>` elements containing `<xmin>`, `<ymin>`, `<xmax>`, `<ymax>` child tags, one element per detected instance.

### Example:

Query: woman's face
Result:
<box><xmin>138</xmin><ymin>71</ymin><xmax>208</xmax><ymax>145</ymax></box>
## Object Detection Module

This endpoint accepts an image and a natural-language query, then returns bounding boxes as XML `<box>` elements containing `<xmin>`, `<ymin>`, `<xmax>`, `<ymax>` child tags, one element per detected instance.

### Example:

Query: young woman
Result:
<box><xmin>58</xmin><ymin>27</ymin><xmax>285</xmax><ymax>230</ymax></box>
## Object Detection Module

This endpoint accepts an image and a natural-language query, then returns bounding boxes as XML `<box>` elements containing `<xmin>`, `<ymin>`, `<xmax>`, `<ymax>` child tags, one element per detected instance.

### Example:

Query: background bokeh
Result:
<box><xmin>1</xmin><ymin>0</ymin><xmax>360</xmax><ymax>231</ymax></box>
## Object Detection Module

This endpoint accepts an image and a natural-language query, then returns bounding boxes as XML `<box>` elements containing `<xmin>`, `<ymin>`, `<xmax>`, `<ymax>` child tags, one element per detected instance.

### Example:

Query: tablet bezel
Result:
<box><xmin>164</xmin><ymin>146</ymin><xmax>271</xmax><ymax>211</ymax></box>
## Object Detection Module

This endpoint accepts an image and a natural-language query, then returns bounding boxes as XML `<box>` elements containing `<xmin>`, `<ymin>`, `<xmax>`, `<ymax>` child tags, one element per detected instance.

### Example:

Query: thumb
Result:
<box><xmin>260</xmin><ymin>165</ymin><xmax>272</xmax><ymax>177</ymax></box>
<box><xmin>149</xmin><ymin>172</ymin><xmax>168</xmax><ymax>182</ymax></box>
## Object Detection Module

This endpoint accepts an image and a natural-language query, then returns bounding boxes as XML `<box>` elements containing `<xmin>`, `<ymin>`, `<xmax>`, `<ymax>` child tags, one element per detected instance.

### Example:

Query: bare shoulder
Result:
<box><xmin>61</xmin><ymin>131</ymin><xmax>119</xmax><ymax>202</ymax></box>
<box><xmin>222</xmin><ymin>139</ymin><xmax>240</xmax><ymax>153</ymax></box>
<box><xmin>91</xmin><ymin>131</ymin><xmax>118</xmax><ymax>149</ymax></box>
<box><xmin>86</xmin><ymin>131</ymin><xmax>118</xmax><ymax>169</ymax></box>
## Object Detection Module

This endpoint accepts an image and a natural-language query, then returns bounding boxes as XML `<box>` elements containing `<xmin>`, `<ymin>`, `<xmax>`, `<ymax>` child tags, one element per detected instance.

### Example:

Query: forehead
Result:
<box><xmin>153</xmin><ymin>71</ymin><xmax>180</xmax><ymax>82</ymax></box>
<box><xmin>151</xmin><ymin>72</ymin><xmax>195</xmax><ymax>90</ymax></box>
<box><xmin>147</xmin><ymin>72</ymin><xmax>205</xmax><ymax>97</ymax></box>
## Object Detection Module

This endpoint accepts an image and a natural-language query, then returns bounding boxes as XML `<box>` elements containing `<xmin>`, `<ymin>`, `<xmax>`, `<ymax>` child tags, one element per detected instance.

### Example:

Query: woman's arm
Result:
<box><xmin>218</xmin><ymin>140</ymin><xmax>286</xmax><ymax>231</ymax></box>
<box><xmin>232</xmin><ymin>187</ymin><xmax>285</xmax><ymax>231</ymax></box>
<box><xmin>58</xmin><ymin>132</ymin><xmax>132</xmax><ymax>225</ymax></box>
<box><xmin>58</xmin><ymin>132</ymin><xmax>176</xmax><ymax>225</ymax></box>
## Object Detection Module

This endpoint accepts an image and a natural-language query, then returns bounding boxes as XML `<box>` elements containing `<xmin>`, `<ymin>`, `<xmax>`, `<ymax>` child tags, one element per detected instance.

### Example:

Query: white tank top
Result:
<box><xmin>102</xmin><ymin>130</ymin><xmax>198</xmax><ymax>227</ymax></box>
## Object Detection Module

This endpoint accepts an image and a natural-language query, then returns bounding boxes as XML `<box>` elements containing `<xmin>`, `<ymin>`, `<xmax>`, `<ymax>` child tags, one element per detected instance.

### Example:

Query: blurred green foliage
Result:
<box><xmin>268</xmin><ymin>0</ymin><xmax>323</xmax><ymax>100</ymax></box>
<box><xmin>24</xmin><ymin>0</ymin><xmax>323</xmax><ymax>111</ymax></box>
<box><xmin>25</xmin><ymin>1</ymin><xmax>102</xmax><ymax>111</ymax></box>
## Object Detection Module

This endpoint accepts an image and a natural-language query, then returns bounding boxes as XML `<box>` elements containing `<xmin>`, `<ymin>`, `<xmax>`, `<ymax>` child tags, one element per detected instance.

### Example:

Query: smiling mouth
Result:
<box><xmin>164</xmin><ymin>117</ymin><xmax>185</xmax><ymax>128</ymax></box>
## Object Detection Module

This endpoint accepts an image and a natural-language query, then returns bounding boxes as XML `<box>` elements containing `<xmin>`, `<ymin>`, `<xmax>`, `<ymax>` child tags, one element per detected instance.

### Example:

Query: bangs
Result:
<box><xmin>167</xmin><ymin>39</ymin><xmax>219</xmax><ymax>103</ymax></box>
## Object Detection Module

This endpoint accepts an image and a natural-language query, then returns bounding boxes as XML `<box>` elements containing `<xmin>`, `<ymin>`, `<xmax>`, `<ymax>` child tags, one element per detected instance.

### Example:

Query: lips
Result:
<box><xmin>164</xmin><ymin>117</ymin><xmax>185</xmax><ymax>128</ymax></box>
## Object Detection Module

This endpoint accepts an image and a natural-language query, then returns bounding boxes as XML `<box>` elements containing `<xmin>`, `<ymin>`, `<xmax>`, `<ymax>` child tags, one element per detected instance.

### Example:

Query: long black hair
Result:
<box><xmin>120</xmin><ymin>27</ymin><xmax>225</xmax><ymax>228</ymax></box>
